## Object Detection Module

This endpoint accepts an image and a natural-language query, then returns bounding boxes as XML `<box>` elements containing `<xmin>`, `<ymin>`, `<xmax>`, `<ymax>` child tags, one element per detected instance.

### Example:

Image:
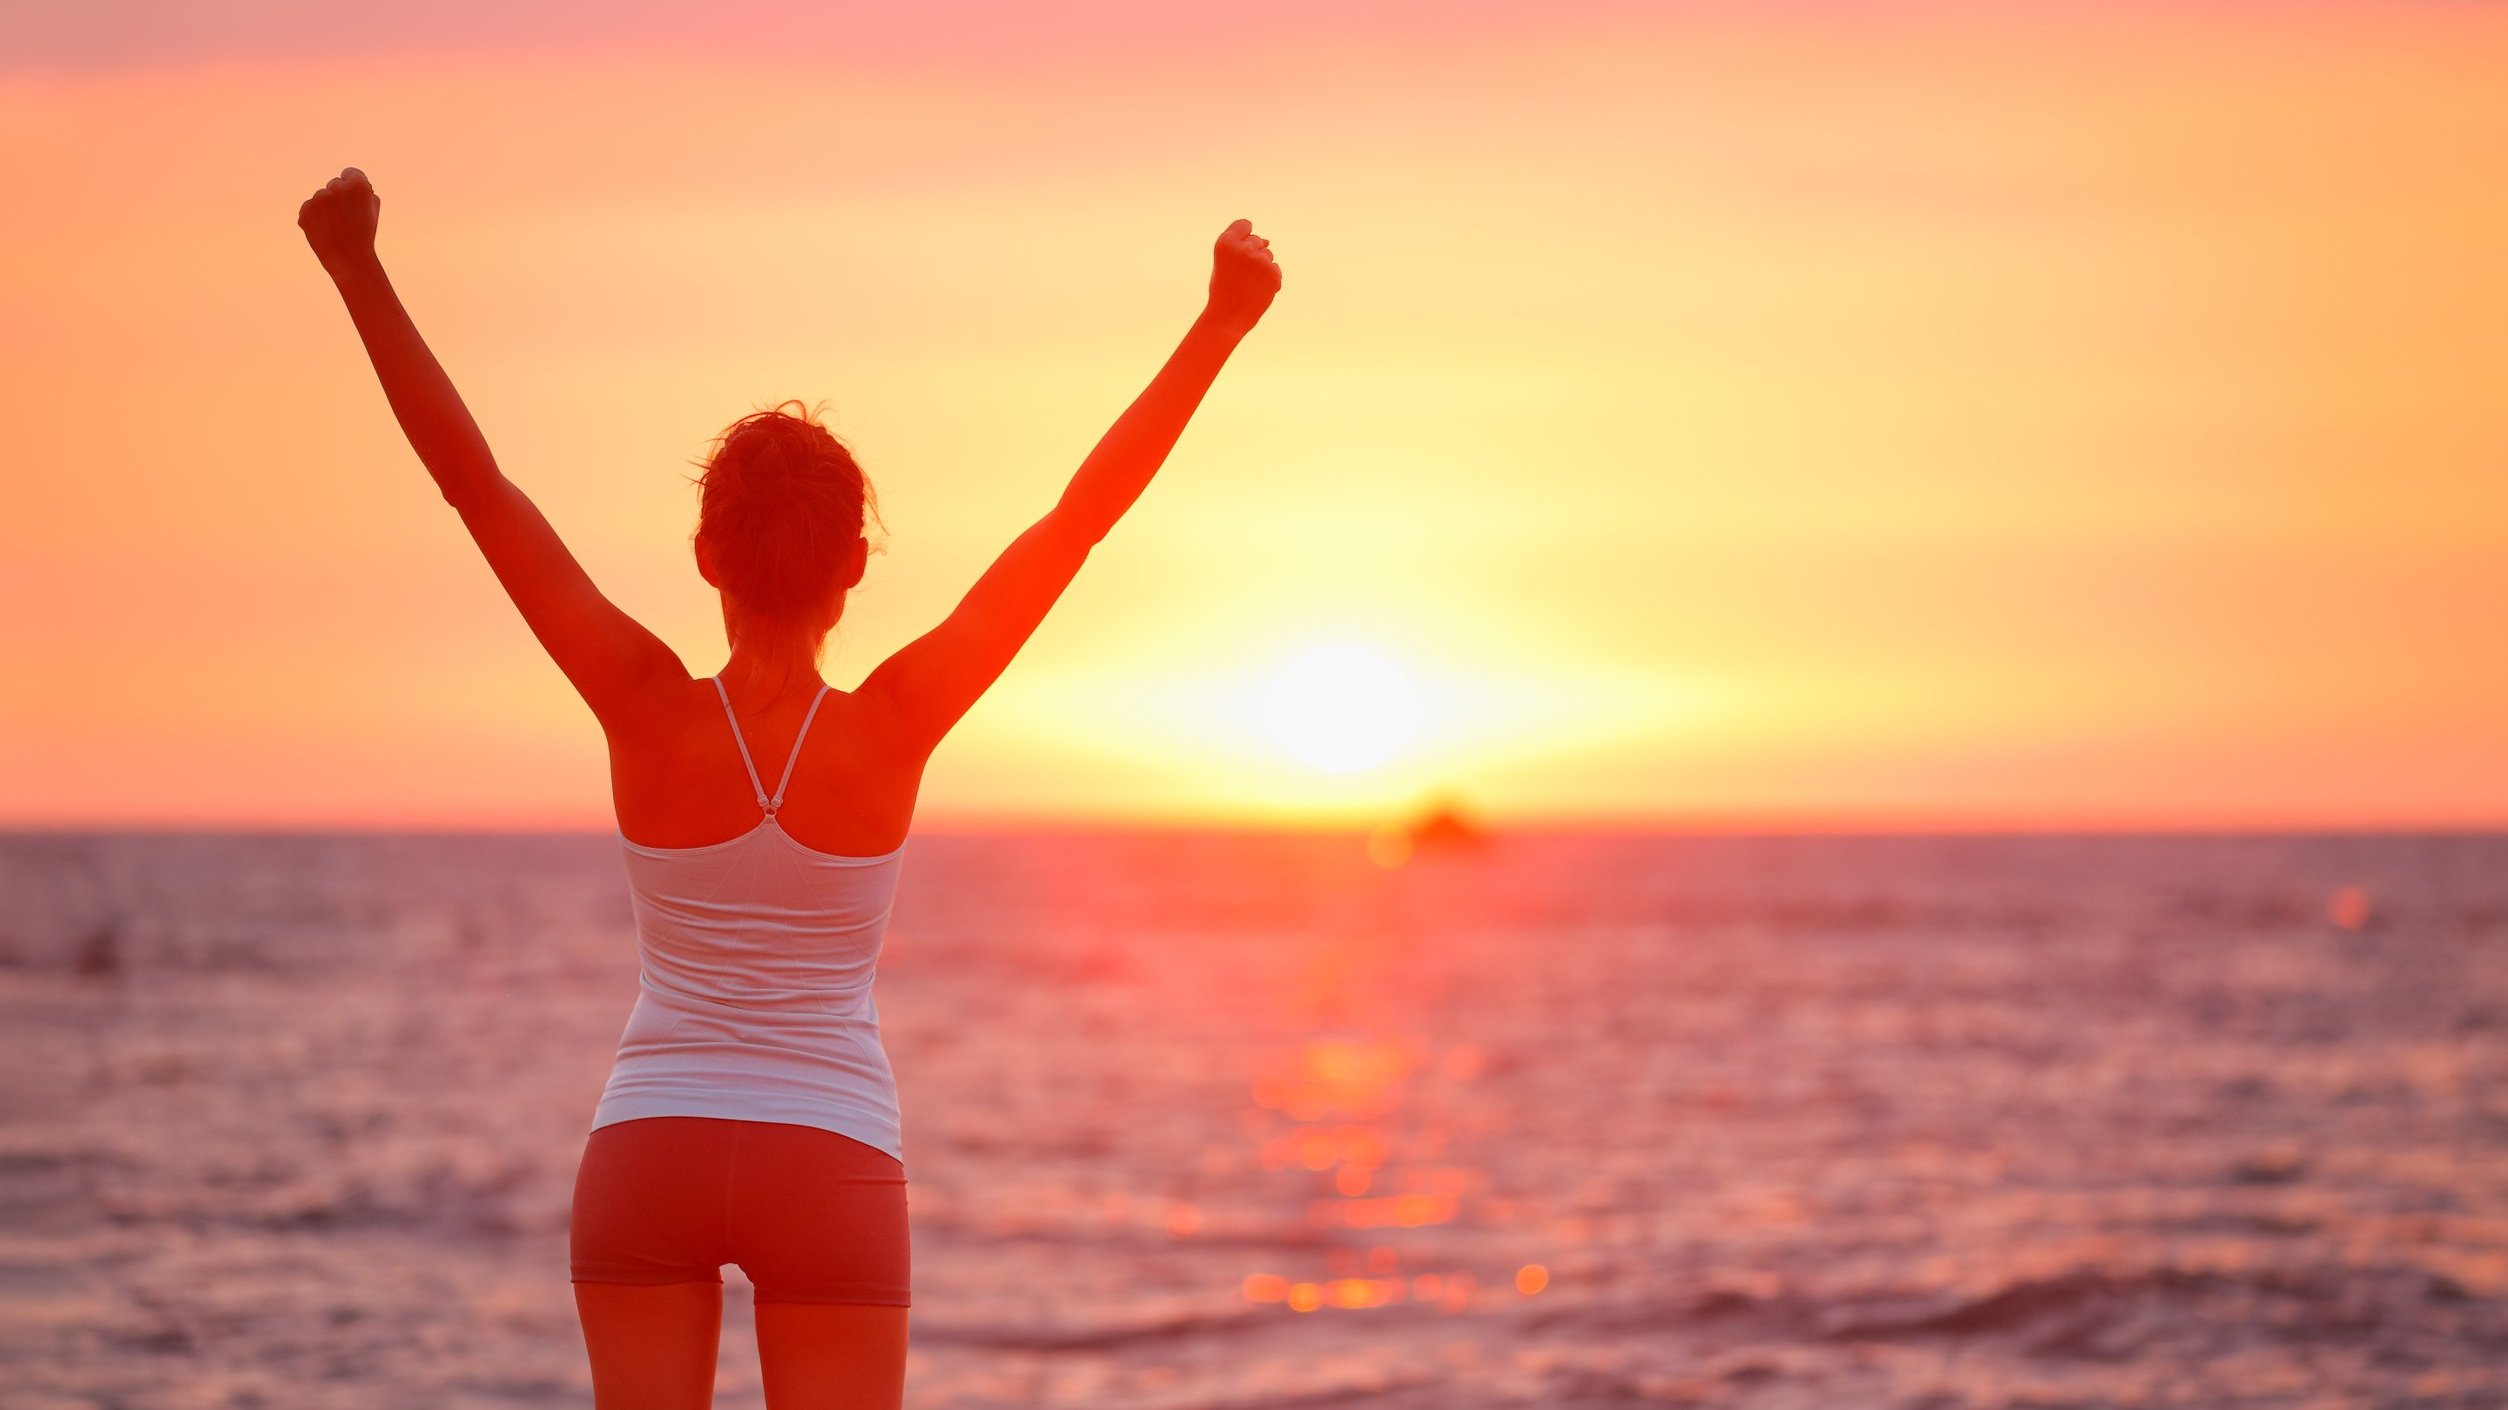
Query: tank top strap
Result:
<box><xmin>710</xmin><ymin>674</ymin><xmax>772</xmax><ymax>810</ymax></box>
<box><xmin>769</xmin><ymin>684</ymin><xmax>832</xmax><ymax>812</ymax></box>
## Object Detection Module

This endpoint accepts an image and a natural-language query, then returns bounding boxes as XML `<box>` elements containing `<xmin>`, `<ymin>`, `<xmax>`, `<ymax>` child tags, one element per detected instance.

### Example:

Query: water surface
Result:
<box><xmin>2</xmin><ymin>830</ymin><xmax>2503</xmax><ymax>1407</ymax></box>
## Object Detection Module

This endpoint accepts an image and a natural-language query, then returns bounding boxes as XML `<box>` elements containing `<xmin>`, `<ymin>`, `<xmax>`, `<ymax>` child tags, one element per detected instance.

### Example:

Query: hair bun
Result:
<box><xmin>690</xmin><ymin>400</ymin><xmax>885</xmax><ymax>625</ymax></box>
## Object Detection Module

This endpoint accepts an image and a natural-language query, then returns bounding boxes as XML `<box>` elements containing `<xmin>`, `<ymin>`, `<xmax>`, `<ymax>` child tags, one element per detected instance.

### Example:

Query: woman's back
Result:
<box><xmin>596</xmin><ymin>674</ymin><xmax>912</xmax><ymax>1161</ymax></box>
<box><xmin>610</xmin><ymin>672</ymin><xmax>921</xmax><ymax>860</ymax></box>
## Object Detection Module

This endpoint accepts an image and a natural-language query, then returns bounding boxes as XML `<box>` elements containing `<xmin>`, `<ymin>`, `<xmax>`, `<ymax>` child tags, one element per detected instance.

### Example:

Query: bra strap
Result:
<box><xmin>769</xmin><ymin>685</ymin><xmax>832</xmax><ymax>812</ymax></box>
<box><xmin>710</xmin><ymin>674</ymin><xmax>772</xmax><ymax>810</ymax></box>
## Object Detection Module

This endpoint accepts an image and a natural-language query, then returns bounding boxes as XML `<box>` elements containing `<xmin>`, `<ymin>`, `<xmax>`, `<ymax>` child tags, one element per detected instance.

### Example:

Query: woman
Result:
<box><xmin>297</xmin><ymin>166</ymin><xmax>1280</xmax><ymax>1408</ymax></box>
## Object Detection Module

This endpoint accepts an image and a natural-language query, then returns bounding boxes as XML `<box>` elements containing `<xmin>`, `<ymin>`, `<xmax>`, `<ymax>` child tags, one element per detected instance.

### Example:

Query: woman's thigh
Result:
<box><xmin>729</xmin><ymin>1123</ymin><xmax>911</xmax><ymax>1407</ymax></box>
<box><xmin>571</xmin><ymin>1119</ymin><xmax>738</xmax><ymax>1407</ymax></box>
<box><xmin>575</xmin><ymin>1281</ymin><xmax>724</xmax><ymax>1410</ymax></box>
<box><xmin>755</xmin><ymin>1303</ymin><xmax>908</xmax><ymax>1410</ymax></box>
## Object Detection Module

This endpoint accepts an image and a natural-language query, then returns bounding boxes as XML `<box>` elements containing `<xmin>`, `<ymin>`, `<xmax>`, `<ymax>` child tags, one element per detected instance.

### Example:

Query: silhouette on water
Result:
<box><xmin>1405</xmin><ymin>797</ymin><xmax>1489</xmax><ymax>854</ymax></box>
<box><xmin>1368</xmin><ymin>795</ymin><xmax>1492</xmax><ymax>868</ymax></box>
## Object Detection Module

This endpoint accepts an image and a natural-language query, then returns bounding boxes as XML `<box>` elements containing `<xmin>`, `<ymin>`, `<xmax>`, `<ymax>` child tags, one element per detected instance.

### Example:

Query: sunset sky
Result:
<box><xmin>4</xmin><ymin>1</ymin><xmax>2506</xmax><ymax>831</ymax></box>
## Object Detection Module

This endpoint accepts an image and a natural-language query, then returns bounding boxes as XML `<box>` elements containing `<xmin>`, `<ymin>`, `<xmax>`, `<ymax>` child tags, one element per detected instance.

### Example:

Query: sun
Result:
<box><xmin>1254</xmin><ymin>642</ymin><xmax>1423</xmax><ymax>774</ymax></box>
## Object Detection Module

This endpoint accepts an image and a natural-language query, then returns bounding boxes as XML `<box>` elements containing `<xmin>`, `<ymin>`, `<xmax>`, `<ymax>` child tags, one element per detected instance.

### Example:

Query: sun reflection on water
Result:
<box><xmin>1235</xmin><ymin>1026</ymin><xmax>1541</xmax><ymax>1315</ymax></box>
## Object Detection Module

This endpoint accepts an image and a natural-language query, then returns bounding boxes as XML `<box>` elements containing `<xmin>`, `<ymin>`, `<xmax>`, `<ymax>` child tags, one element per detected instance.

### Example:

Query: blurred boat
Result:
<box><xmin>1368</xmin><ymin>796</ymin><xmax>1490</xmax><ymax>867</ymax></box>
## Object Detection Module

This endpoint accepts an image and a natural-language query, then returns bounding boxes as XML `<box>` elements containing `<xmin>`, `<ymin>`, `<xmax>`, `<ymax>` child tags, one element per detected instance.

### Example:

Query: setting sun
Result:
<box><xmin>1252</xmin><ymin>643</ymin><xmax>1423</xmax><ymax>775</ymax></box>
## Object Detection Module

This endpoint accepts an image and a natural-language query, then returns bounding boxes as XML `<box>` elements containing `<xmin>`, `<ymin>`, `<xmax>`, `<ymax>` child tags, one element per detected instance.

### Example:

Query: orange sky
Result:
<box><xmin>4</xmin><ymin>1</ymin><xmax>2507</xmax><ymax>831</ymax></box>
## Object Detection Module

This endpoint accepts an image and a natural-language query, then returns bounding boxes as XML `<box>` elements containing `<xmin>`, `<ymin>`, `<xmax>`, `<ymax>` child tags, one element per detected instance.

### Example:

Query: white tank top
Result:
<box><xmin>591</xmin><ymin>674</ymin><xmax>909</xmax><ymax>1161</ymax></box>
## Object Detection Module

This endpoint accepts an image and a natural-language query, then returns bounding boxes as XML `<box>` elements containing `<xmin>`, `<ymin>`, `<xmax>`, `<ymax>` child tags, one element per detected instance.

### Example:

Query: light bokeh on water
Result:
<box><xmin>2</xmin><ymin>830</ymin><xmax>2504</xmax><ymax>1407</ymax></box>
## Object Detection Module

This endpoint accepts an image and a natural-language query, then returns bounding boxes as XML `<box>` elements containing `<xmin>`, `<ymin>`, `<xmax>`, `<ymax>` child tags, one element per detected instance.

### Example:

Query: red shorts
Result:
<box><xmin>570</xmin><ymin>1116</ymin><xmax>910</xmax><ymax>1307</ymax></box>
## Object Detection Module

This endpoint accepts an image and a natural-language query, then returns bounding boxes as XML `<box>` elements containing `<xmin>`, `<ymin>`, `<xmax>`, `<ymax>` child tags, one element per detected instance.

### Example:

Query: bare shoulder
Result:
<box><xmin>846</xmin><ymin>667</ymin><xmax>944</xmax><ymax>764</ymax></box>
<box><xmin>593</xmin><ymin>663</ymin><xmax>705</xmax><ymax>750</ymax></box>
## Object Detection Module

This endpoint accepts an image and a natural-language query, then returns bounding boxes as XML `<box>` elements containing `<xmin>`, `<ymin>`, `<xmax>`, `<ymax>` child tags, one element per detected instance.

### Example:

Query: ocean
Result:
<box><xmin>2</xmin><ymin>830</ymin><xmax>2503</xmax><ymax>1408</ymax></box>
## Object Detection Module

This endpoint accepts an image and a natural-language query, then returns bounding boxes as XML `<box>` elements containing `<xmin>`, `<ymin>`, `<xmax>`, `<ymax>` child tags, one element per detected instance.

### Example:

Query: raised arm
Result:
<box><xmin>861</xmin><ymin>219</ymin><xmax>1282</xmax><ymax>751</ymax></box>
<box><xmin>298</xmin><ymin>167</ymin><xmax>684</xmax><ymax>730</ymax></box>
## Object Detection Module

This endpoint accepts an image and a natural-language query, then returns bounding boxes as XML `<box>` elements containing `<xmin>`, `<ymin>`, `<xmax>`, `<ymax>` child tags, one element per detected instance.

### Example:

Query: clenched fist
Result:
<box><xmin>298</xmin><ymin>166</ymin><xmax>381</xmax><ymax>271</ymax></box>
<box><xmin>1207</xmin><ymin>219</ymin><xmax>1280</xmax><ymax>335</ymax></box>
